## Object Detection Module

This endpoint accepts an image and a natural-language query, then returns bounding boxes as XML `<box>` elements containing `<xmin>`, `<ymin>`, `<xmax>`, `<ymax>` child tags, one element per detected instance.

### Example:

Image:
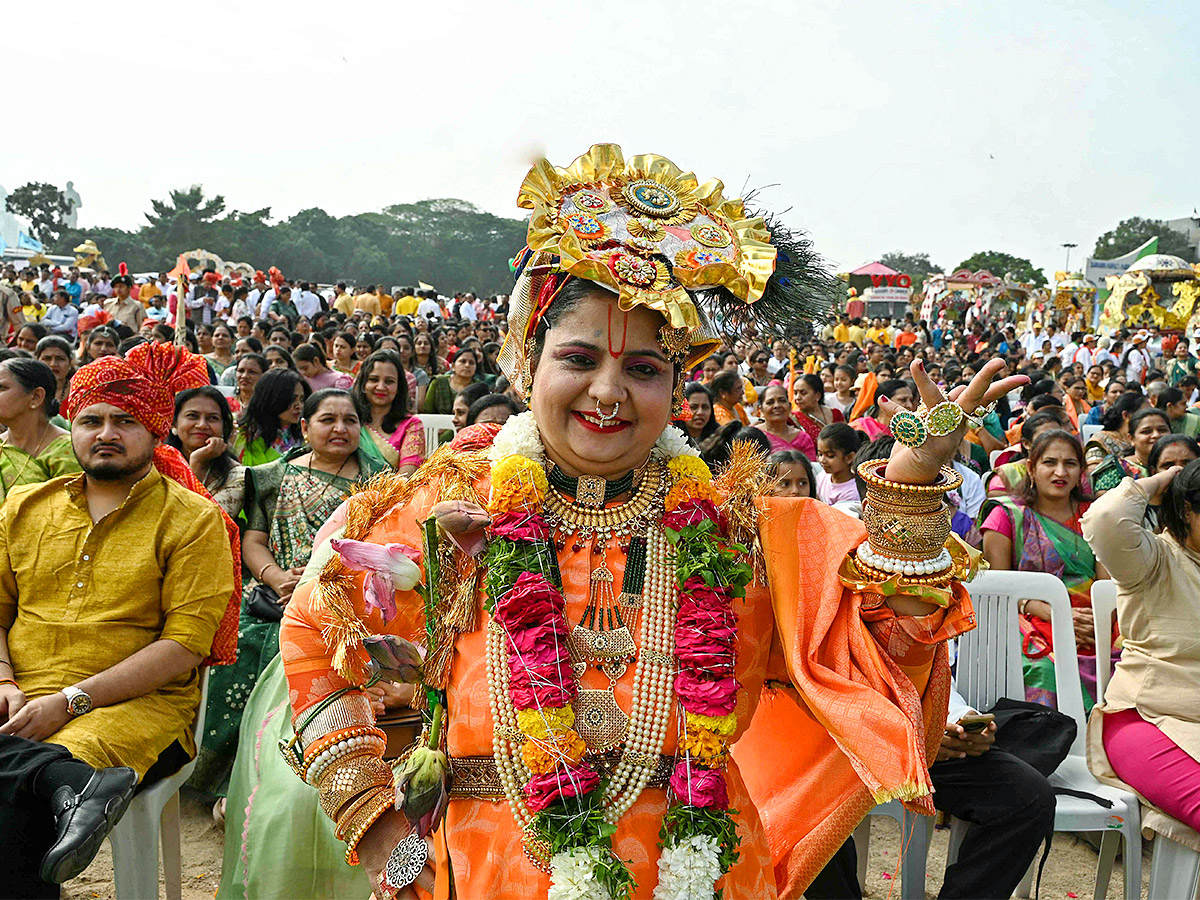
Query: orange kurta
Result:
<box><xmin>280</xmin><ymin>465</ymin><xmax>972</xmax><ymax>899</ymax></box>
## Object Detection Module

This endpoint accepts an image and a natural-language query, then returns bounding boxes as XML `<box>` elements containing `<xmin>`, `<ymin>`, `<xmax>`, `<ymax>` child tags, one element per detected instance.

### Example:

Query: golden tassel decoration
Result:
<box><xmin>713</xmin><ymin>441</ymin><xmax>773</xmax><ymax>584</ymax></box>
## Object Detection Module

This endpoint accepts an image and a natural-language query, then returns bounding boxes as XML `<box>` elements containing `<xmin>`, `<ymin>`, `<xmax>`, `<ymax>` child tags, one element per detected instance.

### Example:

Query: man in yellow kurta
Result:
<box><xmin>353</xmin><ymin>285</ymin><xmax>382</xmax><ymax>316</ymax></box>
<box><xmin>0</xmin><ymin>343</ymin><xmax>235</xmax><ymax>893</ymax></box>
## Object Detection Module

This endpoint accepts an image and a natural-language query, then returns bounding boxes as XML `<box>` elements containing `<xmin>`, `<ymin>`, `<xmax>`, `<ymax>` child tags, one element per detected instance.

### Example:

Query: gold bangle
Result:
<box><xmin>317</xmin><ymin>752</ymin><xmax>396</xmax><ymax>822</ymax></box>
<box><xmin>341</xmin><ymin>786</ymin><xmax>397</xmax><ymax>865</ymax></box>
<box><xmin>301</xmin><ymin>726</ymin><xmax>387</xmax><ymax>779</ymax></box>
<box><xmin>856</xmin><ymin>458</ymin><xmax>963</xmax><ymax>495</ymax></box>
<box><xmin>256</xmin><ymin>561</ymin><xmax>276</xmax><ymax>582</ymax></box>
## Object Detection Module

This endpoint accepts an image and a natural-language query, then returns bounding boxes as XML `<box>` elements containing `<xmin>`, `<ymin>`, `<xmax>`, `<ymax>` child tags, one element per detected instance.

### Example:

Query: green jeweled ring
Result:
<box><xmin>890</xmin><ymin>410</ymin><xmax>928</xmax><ymax>448</ymax></box>
<box><xmin>924</xmin><ymin>401</ymin><xmax>964</xmax><ymax>437</ymax></box>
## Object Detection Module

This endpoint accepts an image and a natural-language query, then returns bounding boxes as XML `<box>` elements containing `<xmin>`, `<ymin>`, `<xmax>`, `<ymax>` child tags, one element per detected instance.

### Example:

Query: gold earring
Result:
<box><xmin>671</xmin><ymin>378</ymin><xmax>687</xmax><ymax>418</ymax></box>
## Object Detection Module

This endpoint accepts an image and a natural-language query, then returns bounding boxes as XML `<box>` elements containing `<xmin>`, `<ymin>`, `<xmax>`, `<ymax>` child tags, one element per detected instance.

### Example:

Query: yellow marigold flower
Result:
<box><xmin>664</xmin><ymin>478</ymin><xmax>717</xmax><ymax>511</ymax></box>
<box><xmin>682</xmin><ymin>726</ymin><xmax>728</xmax><ymax>765</ymax></box>
<box><xmin>516</xmin><ymin>706</ymin><xmax>575</xmax><ymax>738</ymax></box>
<box><xmin>488</xmin><ymin>478</ymin><xmax>542</xmax><ymax>515</ymax></box>
<box><xmin>521</xmin><ymin>729</ymin><xmax>586</xmax><ymax>774</ymax></box>
<box><xmin>668</xmin><ymin>455</ymin><xmax>712</xmax><ymax>484</ymax></box>
<box><xmin>685</xmin><ymin>711</ymin><xmax>737</xmax><ymax>737</ymax></box>
<box><xmin>491</xmin><ymin>456</ymin><xmax>548</xmax><ymax>496</ymax></box>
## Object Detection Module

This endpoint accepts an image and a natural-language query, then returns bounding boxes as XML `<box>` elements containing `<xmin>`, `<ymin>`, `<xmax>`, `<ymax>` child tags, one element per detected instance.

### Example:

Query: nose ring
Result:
<box><xmin>595</xmin><ymin>401</ymin><xmax>619</xmax><ymax>425</ymax></box>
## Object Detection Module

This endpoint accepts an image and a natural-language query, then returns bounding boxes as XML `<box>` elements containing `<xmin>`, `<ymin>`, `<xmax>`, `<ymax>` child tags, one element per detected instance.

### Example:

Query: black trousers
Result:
<box><xmin>806</xmin><ymin>748</ymin><xmax>1056</xmax><ymax>900</ymax></box>
<box><xmin>0</xmin><ymin>734</ymin><xmax>73</xmax><ymax>899</ymax></box>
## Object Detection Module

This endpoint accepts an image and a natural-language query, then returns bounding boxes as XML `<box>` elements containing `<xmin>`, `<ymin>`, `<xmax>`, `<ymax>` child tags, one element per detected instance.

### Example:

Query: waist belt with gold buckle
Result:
<box><xmin>448</xmin><ymin>751</ymin><xmax>676</xmax><ymax>799</ymax></box>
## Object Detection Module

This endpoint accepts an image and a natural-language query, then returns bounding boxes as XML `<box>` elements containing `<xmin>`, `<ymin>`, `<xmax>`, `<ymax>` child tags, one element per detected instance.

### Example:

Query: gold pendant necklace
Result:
<box><xmin>545</xmin><ymin>460</ymin><xmax>666</xmax><ymax>751</ymax></box>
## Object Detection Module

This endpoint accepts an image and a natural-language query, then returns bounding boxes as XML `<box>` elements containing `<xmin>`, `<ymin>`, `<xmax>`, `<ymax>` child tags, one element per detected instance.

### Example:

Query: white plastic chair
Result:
<box><xmin>107</xmin><ymin>669</ymin><xmax>208</xmax><ymax>900</ymax></box>
<box><xmin>1090</xmin><ymin>580</ymin><xmax>1118</xmax><ymax>702</ymax></box>
<box><xmin>418</xmin><ymin>413</ymin><xmax>455</xmax><ymax>452</ymax></box>
<box><xmin>988</xmin><ymin>448</ymin><xmax>1005</xmax><ymax>471</ymax></box>
<box><xmin>1081</xmin><ymin>423</ymin><xmax>1102</xmax><ymax>446</ymax></box>
<box><xmin>1092</xmin><ymin>580</ymin><xmax>1200</xmax><ymax>900</ymax></box>
<box><xmin>962</xmin><ymin>571</ymin><xmax>1141</xmax><ymax>900</ymax></box>
<box><xmin>852</xmin><ymin>799</ymin><xmax>933</xmax><ymax>899</ymax></box>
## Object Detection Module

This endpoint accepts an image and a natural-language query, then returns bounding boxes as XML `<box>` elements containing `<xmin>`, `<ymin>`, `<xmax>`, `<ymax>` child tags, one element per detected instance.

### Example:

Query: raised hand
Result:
<box><xmin>883</xmin><ymin>358</ymin><xmax>1029</xmax><ymax>486</ymax></box>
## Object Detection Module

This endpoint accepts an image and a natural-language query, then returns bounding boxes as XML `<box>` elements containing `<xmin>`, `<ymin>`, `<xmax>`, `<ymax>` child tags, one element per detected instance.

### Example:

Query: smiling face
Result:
<box><xmin>174</xmin><ymin>394</ymin><xmax>225</xmax><ymax>455</ymax></box>
<box><xmin>530</xmin><ymin>290</ymin><xmax>673</xmax><ymax>479</ymax></box>
<box><xmin>1132</xmin><ymin>414</ymin><xmax>1171</xmax><ymax>462</ymax></box>
<box><xmin>761</xmin><ymin>384</ymin><xmax>791</xmax><ymax>425</ymax></box>
<box><xmin>364</xmin><ymin>360</ymin><xmax>399</xmax><ymax>411</ymax></box>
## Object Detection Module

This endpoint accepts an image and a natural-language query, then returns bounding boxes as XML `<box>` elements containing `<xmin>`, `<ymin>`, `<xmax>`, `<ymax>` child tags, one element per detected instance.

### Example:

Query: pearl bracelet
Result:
<box><xmin>856</xmin><ymin>544</ymin><xmax>952</xmax><ymax>577</ymax></box>
<box><xmin>305</xmin><ymin>734</ymin><xmax>387</xmax><ymax>786</ymax></box>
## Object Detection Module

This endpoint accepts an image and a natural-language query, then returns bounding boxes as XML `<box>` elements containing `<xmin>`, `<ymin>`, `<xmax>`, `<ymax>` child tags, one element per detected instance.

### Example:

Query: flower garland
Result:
<box><xmin>483</xmin><ymin>412</ymin><xmax>747</xmax><ymax>900</ymax></box>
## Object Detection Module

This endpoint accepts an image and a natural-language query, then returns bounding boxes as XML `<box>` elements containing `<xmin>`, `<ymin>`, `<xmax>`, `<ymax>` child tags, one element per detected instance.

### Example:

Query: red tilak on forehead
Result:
<box><xmin>607</xmin><ymin>305</ymin><xmax>629</xmax><ymax>359</ymax></box>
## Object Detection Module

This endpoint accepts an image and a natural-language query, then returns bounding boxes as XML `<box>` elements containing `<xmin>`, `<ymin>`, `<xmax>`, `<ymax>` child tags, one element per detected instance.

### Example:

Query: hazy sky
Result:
<box><xmin>6</xmin><ymin>0</ymin><xmax>1197</xmax><ymax>281</ymax></box>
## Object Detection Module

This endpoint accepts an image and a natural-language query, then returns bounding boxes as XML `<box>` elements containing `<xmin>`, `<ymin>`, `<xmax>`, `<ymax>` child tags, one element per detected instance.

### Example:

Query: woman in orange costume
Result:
<box><xmin>278</xmin><ymin>145</ymin><xmax>1020</xmax><ymax>900</ymax></box>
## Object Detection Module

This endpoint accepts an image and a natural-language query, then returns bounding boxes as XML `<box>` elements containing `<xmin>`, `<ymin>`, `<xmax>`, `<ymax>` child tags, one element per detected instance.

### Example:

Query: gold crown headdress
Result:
<box><xmin>499</xmin><ymin>144</ymin><xmax>835</xmax><ymax>395</ymax></box>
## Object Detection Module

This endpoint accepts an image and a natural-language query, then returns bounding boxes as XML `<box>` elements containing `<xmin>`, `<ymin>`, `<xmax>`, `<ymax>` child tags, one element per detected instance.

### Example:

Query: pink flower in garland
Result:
<box><xmin>493</xmin><ymin>572</ymin><xmax>565</xmax><ymax>630</ymax></box>
<box><xmin>675</xmin><ymin>670</ymin><xmax>739</xmax><ymax>717</ymax></box>
<box><xmin>524</xmin><ymin>762</ymin><xmax>601</xmax><ymax>812</ymax></box>
<box><xmin>507</xmin><ymin>654</ymin><xmax>577</xmax><ymax>709</ymax></box>
<box><xmin>669</xmin><ymin>762</ymin><xmax>728</xmax><ymax>808</ymax></box>
<box><xmin>490</xmin><ymin>510</ymin><xmax>552</xmax><ymax>543</ymax></box>
<box><xmin>663</xmin><ymin>498</ymin><xmax>725</xmax><ymax>532</ymax></box>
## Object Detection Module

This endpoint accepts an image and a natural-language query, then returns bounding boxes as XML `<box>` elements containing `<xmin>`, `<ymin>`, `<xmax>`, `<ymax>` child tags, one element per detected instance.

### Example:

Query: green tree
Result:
<box><xmin>5</xmin><ymin>181</ymin><xmax>71</xmax><ymax>245</ymax></box>
<box><xmin>143</xmin><ymin>186</ymin><xmax>227</xmax><ymax>259</ymax></box>
<box><xmin>1093</xmin><ymin>217</ymin><xmax>1196</xmax><ymax>263</ymax></box>
<box><xmin>878</xmin><ymin>251</ymin><xmax>942</xmax><ymax>294</ymax></box>
<box><xmin>955</xmin><ymin>250</ymin><xmax>1046</xmax><ymax>287</ymax></box>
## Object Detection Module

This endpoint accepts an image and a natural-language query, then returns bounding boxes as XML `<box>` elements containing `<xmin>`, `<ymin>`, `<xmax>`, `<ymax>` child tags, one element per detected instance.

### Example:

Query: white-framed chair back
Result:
<box><xmin>988</xmin><ymin>448</ymin><xmax>1005</xmax><ymax>471</ymax></box>
<box><xmin>965</xmin><ymin>569</ymin><xmax>1086</xmax><ymax>755</ymax></box>
<box><xmin>418</xmin><ymin>414</ymin><xmax>455</xmax><ymax>452</ymax></box>
<box><xmin>1081</xmin><ymin>423</ymin><xmax>1102</xmax><ymax>446</ymax></box>
<box><xmin>1090</xmin><ymin>580</ymin><xmax>1119</xmax><ymax>703</ymax></box>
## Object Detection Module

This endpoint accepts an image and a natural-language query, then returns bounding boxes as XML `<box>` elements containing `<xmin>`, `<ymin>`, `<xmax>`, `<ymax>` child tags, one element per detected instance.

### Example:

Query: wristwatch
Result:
<box><xmin>61</xmin><ymin>686</ymin><xmax>93</xmax><ymax>717</ymax></box>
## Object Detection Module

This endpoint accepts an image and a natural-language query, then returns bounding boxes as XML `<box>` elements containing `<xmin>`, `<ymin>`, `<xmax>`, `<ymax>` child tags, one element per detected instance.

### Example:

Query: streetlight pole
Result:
<box><xmin>1062</xmin><ymin>242</ymin><xmax>1078</xmax><ymax>272</ymax></box>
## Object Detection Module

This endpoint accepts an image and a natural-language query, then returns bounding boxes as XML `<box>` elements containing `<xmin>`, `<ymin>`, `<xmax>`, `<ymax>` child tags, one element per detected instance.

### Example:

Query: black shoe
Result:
<box><xmin>39</xmin><ymin>766</ymin><xmax>138</xmax><ymax>884</ymax></box>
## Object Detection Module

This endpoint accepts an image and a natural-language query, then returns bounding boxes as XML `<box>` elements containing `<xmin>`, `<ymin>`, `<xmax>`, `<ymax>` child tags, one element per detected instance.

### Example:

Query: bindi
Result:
<box><xmin>606</xmin><ymin>306</ymin><xmax>629</xmax><ymax>359</ymax></box>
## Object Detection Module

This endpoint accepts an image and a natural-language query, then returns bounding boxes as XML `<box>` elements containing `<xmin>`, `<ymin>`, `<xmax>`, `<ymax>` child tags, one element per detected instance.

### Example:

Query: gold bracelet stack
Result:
<box><xmin>310</xmin><ymin>747</ymin><xmax>398</xmax><ymax>864</ymax></box>
<box><xmin>856</xmin><ymin>458</ymin><xmax>962</xmax><ymax>583</ymax></box>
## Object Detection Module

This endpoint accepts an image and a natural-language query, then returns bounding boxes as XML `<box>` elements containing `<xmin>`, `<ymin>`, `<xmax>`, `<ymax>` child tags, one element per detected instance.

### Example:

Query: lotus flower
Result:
<box><xmin>362</xmin><ymin>634</ymin><xmax>425</xmax><ymax>685</ymax></box>
<box><xmin>430</xmin><ymin>500</ymin><xmax>491</xmax><ymax>557</ymax></box>
<box><xmin>330</xmin><ymin>538</ymin><xmax>422</xmax><ymax>624</ymax></box>
<box><xmin>394</xmin><ymin>702</ymin><xmax>451</xmax><ymax>838</ymax></box>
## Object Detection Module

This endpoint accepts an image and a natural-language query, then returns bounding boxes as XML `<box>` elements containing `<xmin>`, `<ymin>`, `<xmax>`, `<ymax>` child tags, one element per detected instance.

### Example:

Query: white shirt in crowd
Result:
<box><xmin>295</xmin><ymin>289</ymin><xmax>322</xmax><ymax>320</ymax></box>
<box><xmin>952</xmin><ymin>459</ymin><xmax>986</xmax><ymax>521</ymax></box>
<box><xmin>767</xmin><ymin>354</ymin><xmax>789</xmax><ymax>375</ymax></box>
<box><xmin>458</xmin><ymin>300</ymin><xmax>478</xmax><ymax>321</ymax></box>
<box><xmin>417</xmin><ymin>297</ymin><xmax>442</xmax><ymax>320</ymax></box>
<box><xmin>1127</xmin><ymin>347</ymin><xmax>1152</xmax><ymax>384</ymax></box>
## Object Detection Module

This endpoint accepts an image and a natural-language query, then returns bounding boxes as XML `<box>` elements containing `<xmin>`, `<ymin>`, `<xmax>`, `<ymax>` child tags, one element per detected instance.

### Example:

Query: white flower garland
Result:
<box><xmin>548</xmin><ymin>848</ymin><xmax>612</xmax><ymax>900</ymax></box>
<box><xmin>488</xmin><ymin>409</ymin><xmax>543</xmax><ymax>464</ymax></box>
<box><xmin>653</xmin><ymin>835</ymin><xmax>724</xmax><ymax>900</ymax></box>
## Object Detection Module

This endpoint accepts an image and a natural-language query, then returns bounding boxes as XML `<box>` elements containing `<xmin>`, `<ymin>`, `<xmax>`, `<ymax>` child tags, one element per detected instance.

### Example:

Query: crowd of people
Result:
<box><xmin>0</xmin><ymin>219</ymin><xmax>1198</xmax><ymax>900</ymax></box>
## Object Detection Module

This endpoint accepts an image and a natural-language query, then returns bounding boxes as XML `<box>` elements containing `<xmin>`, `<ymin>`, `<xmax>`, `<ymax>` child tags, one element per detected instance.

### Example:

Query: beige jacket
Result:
<box><xmin>1081</xmin><ymin>478</ymin><xmax>1200</xmax><ymax>847</ymax></box>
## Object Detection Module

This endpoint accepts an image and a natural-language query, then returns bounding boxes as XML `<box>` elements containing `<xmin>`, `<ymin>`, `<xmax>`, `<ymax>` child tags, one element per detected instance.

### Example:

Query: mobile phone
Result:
<box><xmin>957</xmin><ymin>713</ymin><xmax>995</xmax><ymax>733</ymax></box>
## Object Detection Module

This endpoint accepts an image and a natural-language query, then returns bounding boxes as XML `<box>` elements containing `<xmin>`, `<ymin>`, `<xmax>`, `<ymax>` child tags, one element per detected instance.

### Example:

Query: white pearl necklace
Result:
<box><xmin>604</xmin><ymin>521</ymin><xmax>677</xmax><ymax>821</ymax></box>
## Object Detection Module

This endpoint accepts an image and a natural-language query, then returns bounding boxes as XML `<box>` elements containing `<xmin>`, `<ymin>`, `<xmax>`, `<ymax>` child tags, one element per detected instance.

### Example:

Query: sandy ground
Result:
<box><xmin>61</xmin><ymin>794</ymin><xmax>1153</xmax><ymax>900</ymax></box>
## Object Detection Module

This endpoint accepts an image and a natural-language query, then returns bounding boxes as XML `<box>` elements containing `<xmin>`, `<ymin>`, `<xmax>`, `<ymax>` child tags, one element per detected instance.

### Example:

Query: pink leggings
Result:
<box><xmin>1103</xmin><ymin>707</ymin><xmax>1200</xmax><ymax>831</ymax></box>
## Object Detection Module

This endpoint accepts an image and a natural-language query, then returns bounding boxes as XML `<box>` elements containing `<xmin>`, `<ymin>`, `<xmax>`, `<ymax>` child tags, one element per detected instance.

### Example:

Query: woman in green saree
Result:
<box><xmin>351</xmin><ymin>349</ymin><xmax>426</xmax><ymax>475</ymax></box>
<box><xmin>190</xmin><ymin>388</ymin><xmax>389</xmax><ymax>798</ymax></box>
<box><xmin>981</xmin><ymin>430</ymin><xmax>1111</xmax><ymax>710</ymax></box>
<box><xmin>1089</xmin><ymin>407</ymin><xmax>1170</xmax><ymax>494</ymax></box>
<box><xmin>0</xmin><ymin>358</ymin><xmax>79</xmax><ymax>502</ymax></box>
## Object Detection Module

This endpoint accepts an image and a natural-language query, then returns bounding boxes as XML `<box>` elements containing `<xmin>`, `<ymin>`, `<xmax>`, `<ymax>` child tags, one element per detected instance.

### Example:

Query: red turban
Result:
<box><xmin>66</xmin><ymin>342</ymin><xmax>209</xmax><ymax>438</ymax></box>
<box><xmin>65</xmin><ymin>343</ymin><xmax>242</xmax><ymax>666</ymax></box>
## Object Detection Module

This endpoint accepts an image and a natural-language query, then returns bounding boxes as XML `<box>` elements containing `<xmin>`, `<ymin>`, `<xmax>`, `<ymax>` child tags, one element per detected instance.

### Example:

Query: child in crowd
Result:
<box><xmin>816</xmin><ymin>423</ymin><xmax>861</xmax><ymax>505</ymax></box>
<box><xmin>767</xmin><ymin>449</ymin><xmax>815</xmax><ymax>498</ymax></box>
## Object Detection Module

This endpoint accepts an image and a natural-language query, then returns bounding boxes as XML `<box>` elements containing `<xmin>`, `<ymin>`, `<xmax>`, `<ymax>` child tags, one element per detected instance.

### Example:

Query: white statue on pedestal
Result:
<box><xmin>62</xmin><ymin>181</ymin><xmax>82</xmax><ymax>229</ymax></box>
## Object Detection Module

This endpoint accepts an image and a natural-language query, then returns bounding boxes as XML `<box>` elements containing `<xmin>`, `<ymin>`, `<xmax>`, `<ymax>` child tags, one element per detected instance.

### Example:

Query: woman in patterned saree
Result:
<box><xmin>981</xmin><ymin>430</ymin><xmax>1111</xmax><ymax>710</ymax></box>
<box><xmin>190</xmin><ymin>388</ymin><xmax>389</xmax><ymax>798</ymax></box>
<box><xmin>277</xmin><ymin>145</ymin><xmax>1021</xmax><ymax>900</ymax></box>
<box><xmin>1089</xmin><ymin>407</ymin><xmax>1171</xmax><ymax>494</ymax></box>
<box><xmin>352</xmin><ymin>349</ymin><xmax>426</xmax><ymax>475</ymax></box>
